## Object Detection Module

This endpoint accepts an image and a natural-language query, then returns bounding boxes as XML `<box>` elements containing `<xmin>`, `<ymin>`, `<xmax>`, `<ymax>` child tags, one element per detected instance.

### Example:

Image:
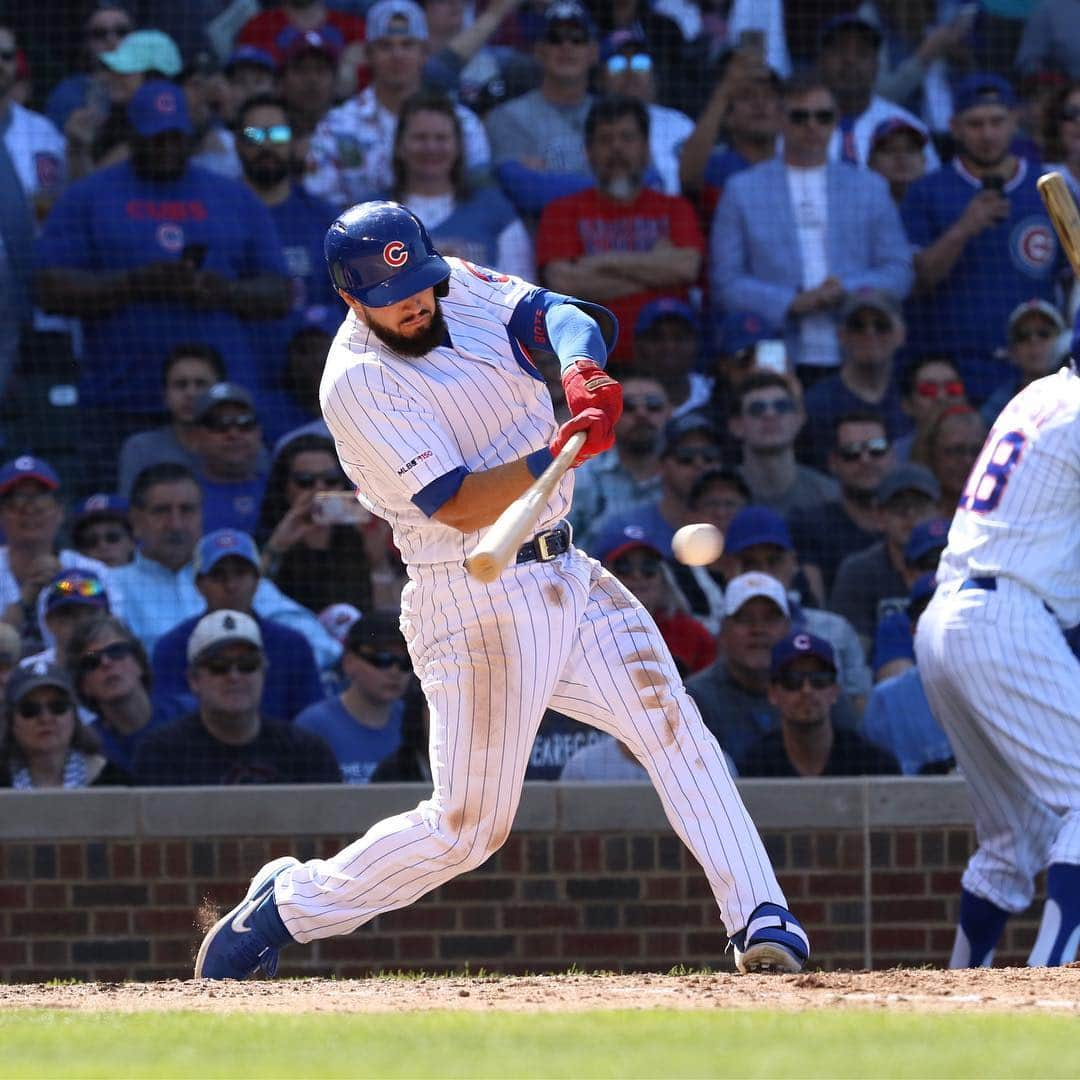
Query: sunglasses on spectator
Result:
<box><xmin>79</xmin><ymin>640</ymin><xmax>137</xmax><ymax>674</ymax></box>
<box><xmin>623</xmin><ymin>394</ymin><xmax>666</xmax><ymax>414</ymax></box>
<box><xmin>203</xmin><ymin>413</ymin><xmax>258</xmax><ymax>432</ymax></box>
<box><xmin>606</xmin><ymin>53</ymin><xmax>651</xmax><ymax>74</ymax></box>
<box><xmin>87</xmin><ymin>23</ymin><xmax>132</xmax><ymax>41</ymax></box>
<box><xmin>846</xmin><ymin>316</ymin><xmax>893</xmax><ymax>334</ymax></box>
<box><xmin>773</xmin><ymin>670</ymin><xmax>836</xmax><ymax>691</ymax></box>
<box><xmin>837</xmin><ymin>437</ymin><xmax>889</xmax><ymax>462</ymax></box>
<box><xmin>17</xmin><ymin>697</ymin><xmax>73</xmax><ymax>719</ymax></box>
<box><xmin>611</xmin><ymin>557</ymin><xmax>661</xmax><ymax>578</ymax></box>
<box><xmin>1011</xmin><ymin>327</ymin><xmax>1055</xmax><ymax>344</ymax></box>
<box><xmin>290</xmin><ymin>470</ymin><xmax>347</xmax><ymax>490</ymax></box>
<box><xmin>1062</xmin><ymin>107</ymin><xmax>1080</xmax><ymax>123</ymax></box>
<box><xmin>352</xmin><ymin>649</ymin><xmax>411</xmax><ymax>672</ymax></box>
<box><xmin>744</xmin><ymin>398</ymin><xmax>796</xmax><ymax>418</ymax></box>
<box><xmin>787</xmin><ymin>108</ymin><xmax>836</xmax><ymax>127</ymax></box>
<box><xmin>672</xmin><ymin>446</ymin><xmax>723</xmax><ymax>465</ymax></box>
<box><xmin>545</xmin><ymin>27</ymin><xmax>589</xmax><ymax>45</ymax></box>
<box><xmin>202</xmin><ymin>655</ymin><xmax>263</xmax><ymax>676</ymax></box>
<box><xmin>79</xmin><ymin>527</ymin><xmax>128</xmax><ymax>548</ymax></box>
<box><xmin>242</xmin><ymin>124</ymin><xmax>292</xmax><ymax>146</ymax></box>
<box><xmin>915</xmin><ymin>380</ymin><xmax>965</xmax><ymax>399</ymax></box>
<box><xmin>53</xmin><ymin>577</ymin><xmax>106</xmax><ymax>600</ymax></box>
<box><xmin>0</xmin><ymin>49</ymin><xmax>16</xmax><ymax>62</ymax></box>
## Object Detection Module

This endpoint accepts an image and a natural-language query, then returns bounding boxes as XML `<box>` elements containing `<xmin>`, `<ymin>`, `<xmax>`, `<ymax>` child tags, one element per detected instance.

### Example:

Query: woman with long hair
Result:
<box><xmin>390</xmin><ymin>90</ymin><xmax>534</xmax><ymax>280</ymax></box>
<box><xmin>2</xmin><ymin>660</ymin><xmax>128</xmax><ymax>788</ymax></box>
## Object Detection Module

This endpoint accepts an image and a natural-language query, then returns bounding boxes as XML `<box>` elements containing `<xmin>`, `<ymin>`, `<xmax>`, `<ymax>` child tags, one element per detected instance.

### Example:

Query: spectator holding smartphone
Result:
<box><xmin>901</xmin><ymin>74</ymin><xmax>1063</xmax><ymax>401</ymax></box>
<box><xmin>256</xmin><ymin>435</ymin><xmax>386</xmax><ymax>617</ymax></box>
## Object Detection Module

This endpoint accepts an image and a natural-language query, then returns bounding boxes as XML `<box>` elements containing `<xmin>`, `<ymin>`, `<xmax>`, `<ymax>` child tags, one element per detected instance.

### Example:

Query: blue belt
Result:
<box><xmin>516</xmin><ymin>522</ymin><xmax>570</xmax><ymax>565</ymax></box>
<box><xmin>960</xmin><ymin>577</ymin><xmax>997</xmax><ymax>592</ymax></box>
<box><xmin>961</xmin><ymin>575</ymin><xmax>1056</xmax><ymax>616</ymax></box>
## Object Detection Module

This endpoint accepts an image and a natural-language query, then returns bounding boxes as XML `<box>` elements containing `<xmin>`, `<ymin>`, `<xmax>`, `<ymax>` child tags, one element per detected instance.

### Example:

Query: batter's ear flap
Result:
<box><xmin>435</xmin><ymin>279</ymin><xmax>450</xmax><ymax>299</ymax></box>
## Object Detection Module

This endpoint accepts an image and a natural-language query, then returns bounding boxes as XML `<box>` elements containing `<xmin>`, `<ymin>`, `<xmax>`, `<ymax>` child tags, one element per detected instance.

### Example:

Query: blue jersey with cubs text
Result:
<box><xmin>900</xmin><ymin>158</ymin><xmax>1060</xmax><ymax>362</ymax></box>
<box><xmin>36</xmin><ymin>161</ymin><xmax>288</xmax><ymax>411</ymax></box>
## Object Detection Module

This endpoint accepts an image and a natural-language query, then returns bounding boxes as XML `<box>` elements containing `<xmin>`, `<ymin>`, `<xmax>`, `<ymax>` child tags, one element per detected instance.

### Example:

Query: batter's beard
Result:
<box><xmin>367</xmin><ymin>300</ymin><xmax>449</xmax><ymax>357</ymax></box>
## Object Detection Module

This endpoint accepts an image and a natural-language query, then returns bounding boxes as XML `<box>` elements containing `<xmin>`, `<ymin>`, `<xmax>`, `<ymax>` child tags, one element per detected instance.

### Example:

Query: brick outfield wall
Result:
<box><xmin>0</xmin><ymin>781</ymin><xmax>1046</xmax><ymax>982</ymax></box>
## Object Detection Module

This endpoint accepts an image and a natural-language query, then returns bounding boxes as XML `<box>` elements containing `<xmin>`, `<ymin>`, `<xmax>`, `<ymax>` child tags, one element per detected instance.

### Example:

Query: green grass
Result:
<box><xmin>3</xmin><ymin>1009</ymin><xmax>1079</xmax><ymax>1079</ymax></box>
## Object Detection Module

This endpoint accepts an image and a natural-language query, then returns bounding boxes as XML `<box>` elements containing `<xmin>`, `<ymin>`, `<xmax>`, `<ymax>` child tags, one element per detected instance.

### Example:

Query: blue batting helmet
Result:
<box><xmin>325</xmin><ymin>200</ymin><xmax>450</xmax><ymax>307</ymax></box>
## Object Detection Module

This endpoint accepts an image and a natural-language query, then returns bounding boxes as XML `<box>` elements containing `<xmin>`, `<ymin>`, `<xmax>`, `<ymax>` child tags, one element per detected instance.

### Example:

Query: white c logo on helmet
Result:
<box><xmin>383</xmin><ymin>241</ymin><xmax>408</xmax><ymax>267</ymax></box>
<box><xmin>793</xmin><ymin>633</ymin><xmax>811</xmax><ymax>650</ymax></box>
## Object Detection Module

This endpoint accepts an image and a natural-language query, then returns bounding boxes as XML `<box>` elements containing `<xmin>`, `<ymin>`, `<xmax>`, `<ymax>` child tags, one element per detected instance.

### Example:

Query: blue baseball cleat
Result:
<box><xmin>195</xmin><ymin>856</ymin><xmax>299</xmax><ymax>980</ymax></box>
<box><xmin>729</xmin><ymin>902</ymin><xmax>810</xmax><ymax>974</ymax></box>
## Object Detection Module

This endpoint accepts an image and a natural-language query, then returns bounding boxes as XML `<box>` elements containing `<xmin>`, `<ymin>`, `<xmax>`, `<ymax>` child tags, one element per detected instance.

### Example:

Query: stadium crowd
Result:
<box><xmin>0</xmin><ymin>0</ymin><xmax>1075</xmax><ymax>789</ymax></box>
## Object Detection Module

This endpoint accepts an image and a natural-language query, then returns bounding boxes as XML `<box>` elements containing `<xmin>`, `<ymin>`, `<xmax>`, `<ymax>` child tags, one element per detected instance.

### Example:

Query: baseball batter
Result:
<box><xmin>195</xmin><ymin>201</ymin><xmax>808</xmax><ymax>979</ymax></box>
<box><xmin>917</xmin><ymin>362</ymin><xmax>1080</xmax><ymax>968</ymax></box>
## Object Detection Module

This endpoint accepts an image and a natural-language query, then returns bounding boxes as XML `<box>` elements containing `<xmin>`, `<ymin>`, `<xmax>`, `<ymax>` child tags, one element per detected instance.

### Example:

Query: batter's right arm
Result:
<box><xmin>433</xmin><ymin>411</ymin><xmax>614</xmax><ymax>533</ymax></box>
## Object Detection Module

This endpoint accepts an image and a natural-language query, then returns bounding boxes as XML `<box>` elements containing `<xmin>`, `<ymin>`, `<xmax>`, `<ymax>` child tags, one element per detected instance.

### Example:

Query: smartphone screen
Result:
<box><xmin>312</xmin><ymin>492</ymin><xmax>369</xmax><ymax>526</ymax></box>
<box><xmin>754</xmin><ymin>340</ymin><xmax>788</xmax><ymax>374</ymax></box>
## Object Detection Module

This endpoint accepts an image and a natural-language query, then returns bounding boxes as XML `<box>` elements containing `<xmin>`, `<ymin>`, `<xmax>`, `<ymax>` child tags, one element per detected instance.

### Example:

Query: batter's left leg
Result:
<box><xmin>547</xmin><ymin>556</ymin><xmax>808</xmax><ymax>971</ymax></box>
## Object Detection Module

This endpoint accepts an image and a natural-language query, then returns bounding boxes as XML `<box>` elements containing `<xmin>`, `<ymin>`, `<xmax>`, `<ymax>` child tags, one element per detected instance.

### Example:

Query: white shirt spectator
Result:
<box><xmin>3</xmin><ymin>101</ymin><xmax>65</xmax><ymax>205</ymax></box>
<box><xmin>305</xmin><ymin>86</ymin><xmax>490</xmax><ymax>208</ymax></box>
<box><xmin>647</xmin><ymin>102</ymin><xmax>694</xmax><ymax>196</ymax></box>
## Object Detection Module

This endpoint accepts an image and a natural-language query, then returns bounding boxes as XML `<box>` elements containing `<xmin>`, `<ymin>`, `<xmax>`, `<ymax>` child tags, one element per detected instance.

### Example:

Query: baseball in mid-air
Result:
<box><xmin>671</xmin><ymin>523</ymin><xmax>724</xmax><ymax>566</ymax></box>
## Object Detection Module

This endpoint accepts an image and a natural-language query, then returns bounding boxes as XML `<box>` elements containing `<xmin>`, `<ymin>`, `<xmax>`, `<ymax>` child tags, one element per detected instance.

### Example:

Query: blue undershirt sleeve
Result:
<box><xmin>412</xmin><ymin>465</ymin><xmax>470</xmax><ymax>517</ymax></box>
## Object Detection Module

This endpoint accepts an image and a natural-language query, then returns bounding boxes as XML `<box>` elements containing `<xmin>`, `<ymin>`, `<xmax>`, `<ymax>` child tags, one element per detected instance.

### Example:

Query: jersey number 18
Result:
<box><xmin>958</xmin><ymin>430</ymin><xmax>1027</xmax><ymax>514</ymax></box>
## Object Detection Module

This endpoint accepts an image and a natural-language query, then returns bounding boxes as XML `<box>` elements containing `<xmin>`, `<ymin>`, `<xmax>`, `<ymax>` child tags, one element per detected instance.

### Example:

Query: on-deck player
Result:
<box><xmin>195</xmin><ymin>201</ymin><xmax>809</xmax><ymax>979</ymax></box>
<box><xmin>916</xmin><ymin>346</ymin><xmax>1080</xmax><ymax>968</ymax></box>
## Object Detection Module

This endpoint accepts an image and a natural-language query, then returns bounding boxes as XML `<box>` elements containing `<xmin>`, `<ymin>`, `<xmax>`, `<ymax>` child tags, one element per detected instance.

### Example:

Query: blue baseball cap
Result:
<box><xmin>0</xmin><ymin>455</ymin><xmax>60</xmax><ymax>495</ymax></box>
<box><xmin>42</xmin><ymin>569</ymin><xmax>111</xmax><ymax>616</ymax></box>
<box><xmin>659</xmin><ymin>412</ymin><xmax>722</xmax><ymax>456</ymax></box>
<box><xmin>72</xmin><ymin>493</ymin><xmax>130</xmax><ymax>528</ymax></box>
<box><xmin>278</xmin><ymin>26</ymin><xmax>343</xmax><ymax>64</ymax></box>
<box><xmin>194</xmin><ymin>529</ymin><xmax>260</xmax><ymax>575</ymax></box>
<box><xmin>820</xmin><ymin>13</ymin><xmax>883</xmax><ymax>49</ymax></box>
<box><xmin>635</xmin><ymin>297</ymin><xmax>700</xmax><ymax>337</ymax></box>
<box><xmin>224</xmin><ymin>44</ymin><xmax>279</xmax><ymax>74</ymax></box>
<box><xmin>770</xmin><ymin>630</ymin><xmax>836</xmax><ymax>676</ymax></box>
<box><xmin>127</xmin><ymin>79</ymin><xmax>193</xmax><ymax>137</ymax></box>
<box><xmin>724</xmin><ymin>506</ymin><xmax>793</xmax><ymax>555</ymax></box>
<box><xmin>714</xmin><ymin>310</ymin><xmax>772</xmax><ymax>356</ymax></box>
<box><xmin>904</xmin><ymin>517</ymin><xmax>950</xmax><ymax>563</ymax></box>
<box><xmin>953</xmin><ymin>73</ymin><xmax>1017</xmax><ymax>115</ymax></box>
<box><xmin>601</xmin><ymin>26</ymin><xmax>648</xmax><ymax>62</ymax></box>
<box><xmin>541</xmin><ymin>0</ymin><xmax>597</xmax><ymax>40</ymax></box>
<box><xmin>870</xmin><ymin>117</ymin><xmax>928</xmax><ymax>153</ymax></box>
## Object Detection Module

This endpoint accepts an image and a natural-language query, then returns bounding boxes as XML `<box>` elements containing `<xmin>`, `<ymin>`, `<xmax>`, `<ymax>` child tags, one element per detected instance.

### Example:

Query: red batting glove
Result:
<box><xmin>549</xmin><ymin>407</ymin><xmax>614</xmax><ymax>468</ymax></box>
<box><xmin>561</xmin><ymin>360</ymin><xmax>623</xmax><ymax>427</ymax></box>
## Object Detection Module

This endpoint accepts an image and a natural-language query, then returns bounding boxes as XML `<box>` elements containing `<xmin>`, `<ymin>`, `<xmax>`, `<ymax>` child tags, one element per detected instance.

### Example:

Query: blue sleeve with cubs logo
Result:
<box><xmin>507</xmin><ymin>287</ymin><xmax>618</xmax><ymax>366</ymax></box>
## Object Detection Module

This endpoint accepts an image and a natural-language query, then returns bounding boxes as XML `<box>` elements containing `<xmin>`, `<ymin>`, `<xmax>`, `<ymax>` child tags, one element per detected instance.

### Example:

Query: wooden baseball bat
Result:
<box><xmin>464</xmin><ymin>432</ymin><xmax>585</xmax><ymax>583</ymax></box>
<box><xmin>1037</xmin><ymin>172</ymin><xmax>1080</xmax><ymax>278</ymax></box>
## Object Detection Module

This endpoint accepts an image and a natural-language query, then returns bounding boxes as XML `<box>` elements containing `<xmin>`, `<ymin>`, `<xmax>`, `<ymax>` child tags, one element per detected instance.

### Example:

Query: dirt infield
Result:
<box><xmin>2</xmin><ymin>968</ymin><xmax>1079</xmax><ymax>1015</ymax></box>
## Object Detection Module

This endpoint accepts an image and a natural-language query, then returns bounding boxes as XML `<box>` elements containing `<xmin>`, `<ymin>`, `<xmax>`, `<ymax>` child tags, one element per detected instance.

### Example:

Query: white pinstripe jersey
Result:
<box><xmin>320</xmin><ymin>259</ymin><xmax>572</xmax><ymax>567</ymax></box>
<box><xmin>938</xmin><ymin>366</ymin><xmax>1080</xmax><ymax>626</ymax></box>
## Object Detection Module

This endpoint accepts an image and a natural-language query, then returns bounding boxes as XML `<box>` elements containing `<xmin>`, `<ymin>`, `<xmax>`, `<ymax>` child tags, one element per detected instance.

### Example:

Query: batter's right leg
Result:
<box><xmin>547</xmin><ymin>557</ymin><xmax>808</xmax><ymax>973</ymax></box>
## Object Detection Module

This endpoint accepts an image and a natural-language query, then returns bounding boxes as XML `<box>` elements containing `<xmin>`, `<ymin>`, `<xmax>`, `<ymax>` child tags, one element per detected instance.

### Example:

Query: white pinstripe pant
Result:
<box><xmin>275</xmin><ymin>546</ymin><xmax>786</xmax><ymax>941</ymax></box>
<box><xmin>916</xmin><ymin>578</ymin><xmax>1080</xmax><ymax>913</ymax></box>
